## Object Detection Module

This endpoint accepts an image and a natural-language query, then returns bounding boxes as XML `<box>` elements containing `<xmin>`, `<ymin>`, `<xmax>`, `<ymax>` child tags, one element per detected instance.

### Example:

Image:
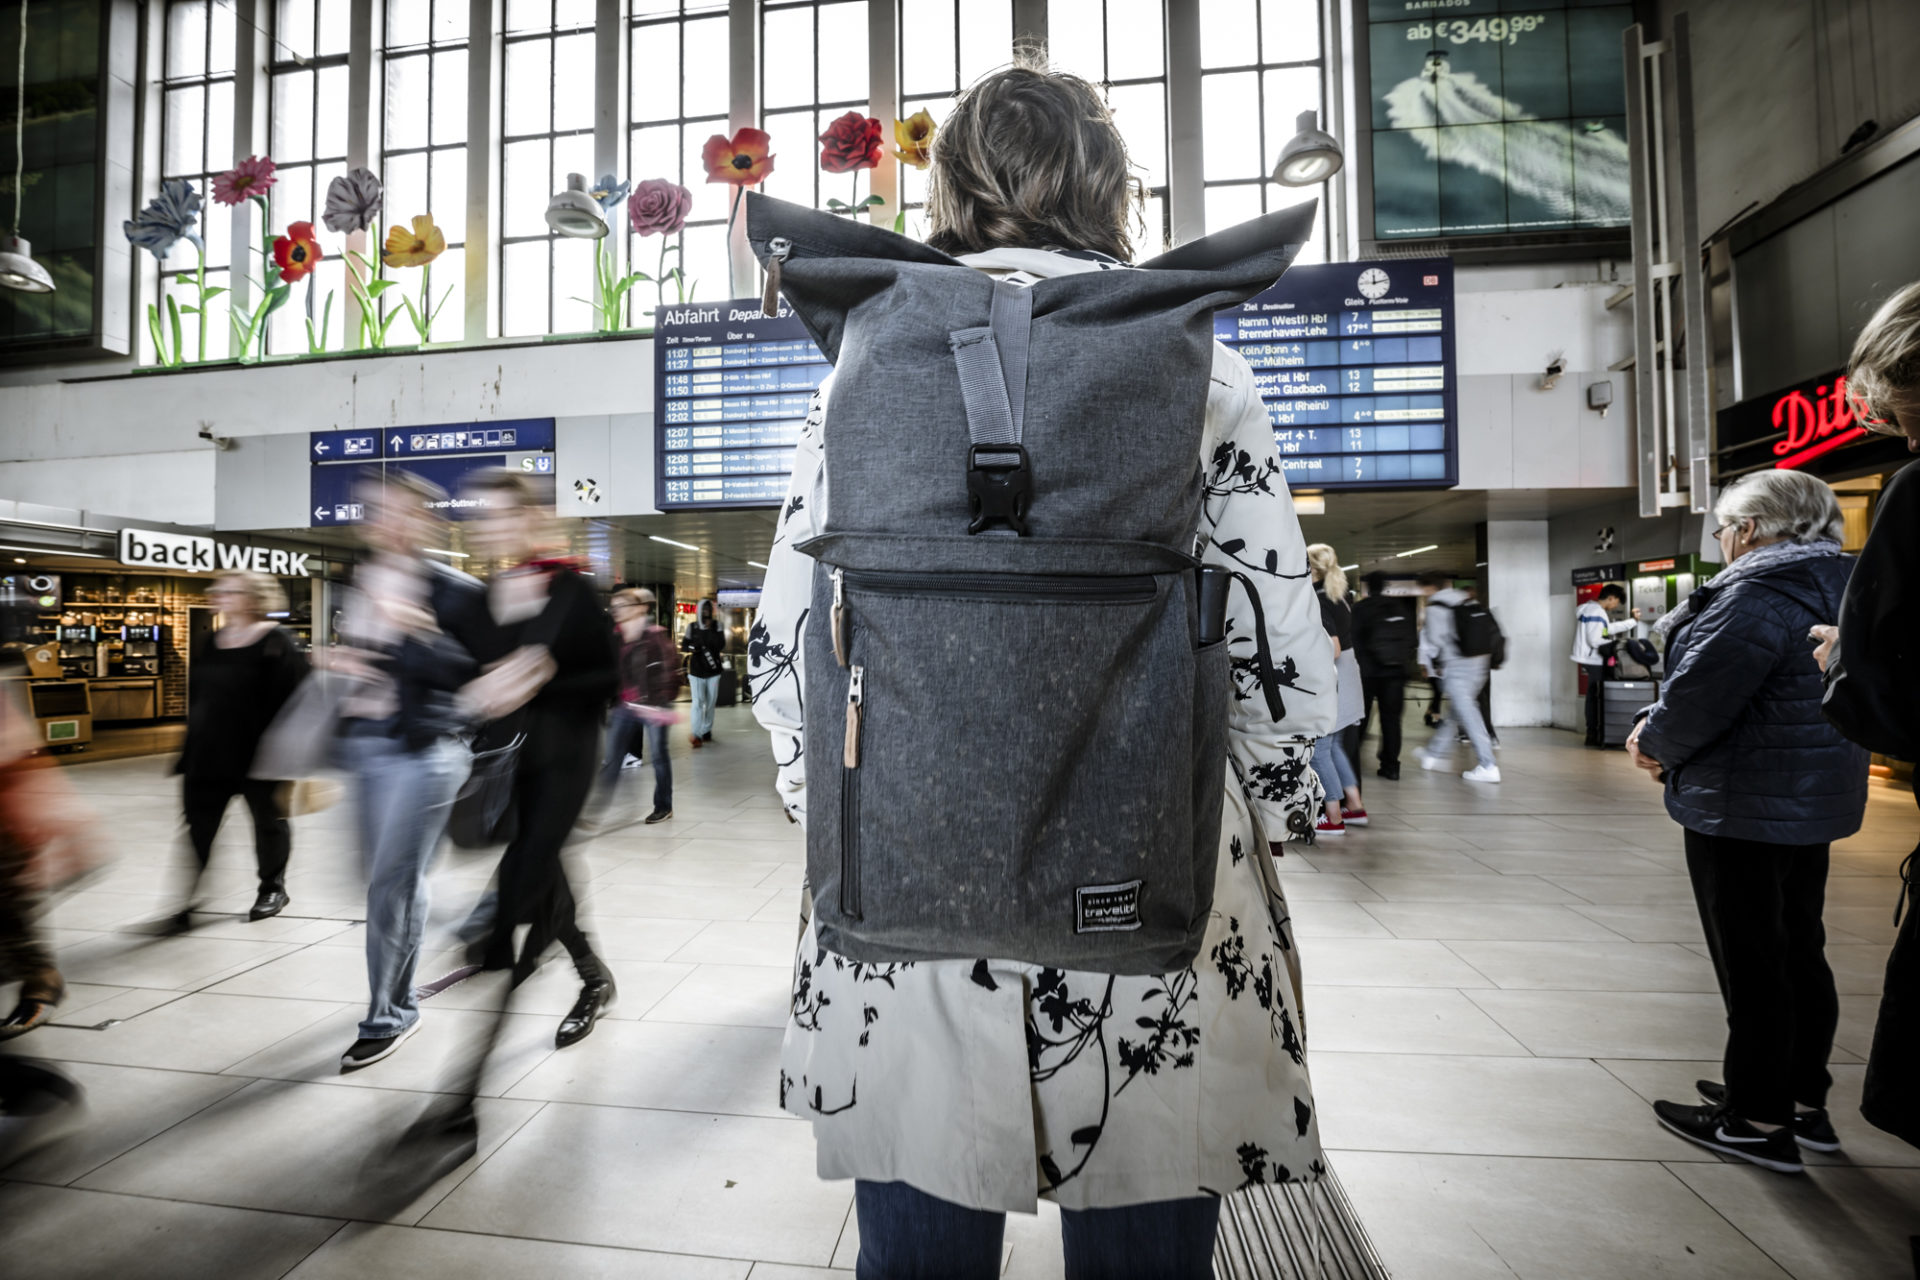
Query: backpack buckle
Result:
<box><xmin>966</xmin><ymin>443</ymin><xmax>1033</xmax><ymax>536</ymax></box>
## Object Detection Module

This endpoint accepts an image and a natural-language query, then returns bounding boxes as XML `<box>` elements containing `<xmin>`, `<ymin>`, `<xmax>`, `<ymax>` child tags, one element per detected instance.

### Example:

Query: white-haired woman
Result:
<box><xmin>1308</xmin><ymin>544</ymin><xmax>1367</xmax><ymax>835</ymax></box>
<box><xmin>1818</xmin><ymin>281</ymin><xmax>1920</xmax><ymax>1152</ymax></box>
<box><xmin>1626</xmin><ymin>469</ymin><xmax>1865</xmax><ymax>1174</ymax></box>
<box><xmin>172</xmin><ymin>570</ymin><xmax>308</xmax><ymax>927</ymax></box>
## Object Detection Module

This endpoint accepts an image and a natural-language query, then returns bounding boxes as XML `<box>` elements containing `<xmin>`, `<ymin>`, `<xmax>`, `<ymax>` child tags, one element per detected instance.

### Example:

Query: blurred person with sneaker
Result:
<box><xmin>682</xmin><ymin>597</ymin><xmax>727</xmax><ymax>748</ymax></box>
<box><xmin>618</xmin><ymin>588</ymin><xmax>682</xmax><ymax>825</ymax></box>
<box><xmin>1307</xmin><ymin>545</ymin><xmax>1367</xmax><ymax>836</ymax></box>
<box><xmin>1351</xmin><ymin>571</ymin><xmax>1418</xmax><ymax>780</ymax></box>
<box><xmin>1626</xmin><ymin>469</ymin><xmax>1864</xmax><ymax>1173</ymax></box>
<box><xmin>1412</xmin><ymin>571</ymin><xmax>1500</xmax><ymax>783</ymax></box>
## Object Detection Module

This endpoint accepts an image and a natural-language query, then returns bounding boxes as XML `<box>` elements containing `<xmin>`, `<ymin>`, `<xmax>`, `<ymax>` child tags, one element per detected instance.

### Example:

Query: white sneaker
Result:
<box><xmin>1462</xmin><ymin>764</ymin><xmax>1502</xmax><ymax>783</ymax></box>
<box><xmin>1415</xmin><ymin>749</ymin><xmax>1447</xmax><ymax>771</ymax></box>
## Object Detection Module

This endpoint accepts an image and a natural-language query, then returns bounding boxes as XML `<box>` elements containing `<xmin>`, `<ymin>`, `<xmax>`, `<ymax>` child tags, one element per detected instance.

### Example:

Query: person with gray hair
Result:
<box><xmin>1625</xmin><ymin>468</ymin><xmax>1865</xmax><ymax>1174</ymax></box>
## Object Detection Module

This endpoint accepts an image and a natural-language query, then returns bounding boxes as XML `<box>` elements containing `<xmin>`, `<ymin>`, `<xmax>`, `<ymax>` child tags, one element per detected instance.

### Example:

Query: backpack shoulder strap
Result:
<box><xmin>950</xmin><ymin>279</ymin><xmax>1035</xmax><ymax>535</ymax></box>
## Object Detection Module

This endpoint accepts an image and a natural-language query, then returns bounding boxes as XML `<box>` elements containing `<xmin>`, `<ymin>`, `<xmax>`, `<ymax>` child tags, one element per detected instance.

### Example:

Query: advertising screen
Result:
<box><xmin>1215</xmin><ymin>258</ymin><xmax>1458</xmax><ymax>489</ymax></box>
<box><xmin>654</xmin><ymin>300</ymin><xmax>826</xmax><ymax>510</ymax></box>
<box><xmin>1366</xmin><ymin>1</ymin><xmax>1634</xmax><ymax>242</ymax></box>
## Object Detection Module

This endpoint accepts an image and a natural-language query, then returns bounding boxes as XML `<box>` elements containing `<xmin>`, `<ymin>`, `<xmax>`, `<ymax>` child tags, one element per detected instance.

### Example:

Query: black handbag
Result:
<box><xmin>447</xmin><ymin>715</ymin><xmax>524</xmax><ymax>849</ymax></box>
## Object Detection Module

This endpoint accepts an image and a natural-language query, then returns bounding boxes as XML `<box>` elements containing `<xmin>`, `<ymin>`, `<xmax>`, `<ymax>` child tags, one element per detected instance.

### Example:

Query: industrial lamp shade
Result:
<box><xmin>0</xmin><ymin>234</ymin><xmax>53</xmax><ymax>293</ymax></box>
<box><xmin>1272</xmin><ymin>110</ymin><xmax>1344</xmax><ymax>187</ymax></box>
<box><xmin>545</xmin><ymin>173</ymin><xmax>610</xmax><ymax>239</ymax></box>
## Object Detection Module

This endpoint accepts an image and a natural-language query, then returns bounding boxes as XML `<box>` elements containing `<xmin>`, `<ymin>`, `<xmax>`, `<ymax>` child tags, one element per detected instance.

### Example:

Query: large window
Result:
<box><xmin>895</xmin><ymin>0</ymin><xmax>1012</xmax><ymax>231</ymax></box>
<box><xmin>382</xmin><ymin>0</ymin><xmax>470</xmax><ymax>343</ymax></box>
<box><xmin>499</xmin><ymin>0</ymin><xmax>597</xmax><ymax>336</ymax></box>
<box><xmin>627</xmin><ymin>1</ymin><xmax>731</xmax><ymax>324</ymax></box>
<box><xmin>1200</xmin><ymin>0</ymin><xmax>1328</xmax><ymax>264</ymax></box>
<box><xmin>154</xmin><ymin>0</ymin><xmax>235</xmax><ymax>358</ymax></box>
<box><xmin>1047</xmin><ymin>0</ymin><xmax>1169</xmax><ymax>259</ymax></box>
<box><xmin>757</xmin><ymin>0</ymin><xmax>869</xmax><ymax>215</ymax></box>
<box><xmin>267</xmin><ymin>0</ymin><xmax>350</xmax><ymax>352</ymax></box>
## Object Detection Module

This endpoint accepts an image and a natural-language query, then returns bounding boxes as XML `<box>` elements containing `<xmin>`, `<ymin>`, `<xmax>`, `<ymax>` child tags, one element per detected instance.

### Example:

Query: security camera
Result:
<box><xmin>197</xmin><ymin>424</ymin><xmax>233</xmax><ymax>451</ymax></box>
<box><xmin>1540</xmin><ymin>354</ymin><xmax>1567</xmax><ymax>391</ymax></box>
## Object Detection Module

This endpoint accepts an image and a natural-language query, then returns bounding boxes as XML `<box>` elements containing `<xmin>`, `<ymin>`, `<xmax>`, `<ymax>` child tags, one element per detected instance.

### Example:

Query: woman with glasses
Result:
<box><xmin>1625</xmin><ymin>469</ymin><xmax>1864</xmax><ymax>1174</ymax></box>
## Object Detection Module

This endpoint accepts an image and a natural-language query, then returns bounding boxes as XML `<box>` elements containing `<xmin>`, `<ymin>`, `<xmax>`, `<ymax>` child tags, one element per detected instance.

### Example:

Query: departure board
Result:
<box><xmin>1215</xmin><ymin>258</ymin><xmax>1457</xmax><ymax>489</ymax></box>
<box><xmin>654</xmin><ymin>300</ymin><xmax>826</xmax><ymax>509</ymax></box>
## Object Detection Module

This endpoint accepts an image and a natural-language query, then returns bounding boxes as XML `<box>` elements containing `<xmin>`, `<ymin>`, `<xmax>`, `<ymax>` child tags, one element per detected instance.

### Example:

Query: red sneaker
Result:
<box><xmin>1341</xmin><ymin>808</ymin><xmax>1369</xmax><ymax>827</ymax></box>
<box><xmin>690</xmin><ymin>735</ymin><xmax>704</xmax><ymax>749</ymax></box>
<box><xmin>1315</xmin><ymin>817</ymin><xmax>1347</xmax><ymax>837</ymax></box>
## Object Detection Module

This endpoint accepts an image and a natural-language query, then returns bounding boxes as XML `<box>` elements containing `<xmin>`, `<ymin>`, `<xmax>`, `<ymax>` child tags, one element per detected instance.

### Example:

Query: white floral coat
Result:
<box><xmin>749</xmin><ymin>247</ymin><xmax>1338</xmax><ymax>1213</ymax></box>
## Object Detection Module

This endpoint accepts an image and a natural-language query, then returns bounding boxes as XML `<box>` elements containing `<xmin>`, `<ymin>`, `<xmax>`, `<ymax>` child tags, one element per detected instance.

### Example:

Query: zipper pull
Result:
<box><xmin>843</xmin><ymin>664</ymin><xmax>864</xmax><ymax>768</ymax></box>
<box><xmin>831</xmin><ymin>566</ymin><xmax>848</xmax><ymax>667</ymax></box>
<box><xmin>762</xmin><ymin>237</ymin><xmax>792</xmax><ymax>317</ymax></box>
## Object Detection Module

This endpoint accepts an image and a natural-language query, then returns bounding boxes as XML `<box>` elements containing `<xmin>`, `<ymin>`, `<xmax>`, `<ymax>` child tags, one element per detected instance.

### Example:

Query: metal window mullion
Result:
<box><xmin>468</xmin><ymin>0</ymin><xmax>500</xmax><ymax>339</ymax></box>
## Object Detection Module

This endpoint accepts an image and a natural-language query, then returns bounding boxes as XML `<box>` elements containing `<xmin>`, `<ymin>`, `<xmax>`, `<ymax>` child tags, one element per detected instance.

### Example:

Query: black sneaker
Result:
<box><xmin>644</xmin><ymin>807</ymin><xmax>672</xmax><ymax>824</ymax></box>
<box><xmin>1377</xmin><ymin>763</ymin><xmax>1400</xmax><ymax>780</ymax></box>
<box><xmin>340</xmin><ymin>1021</ymin><xmax>419</xmax><ymax>1073</ymax></box>
<box><xmin>1696</xmin><ymin>1080</ymin><xmax>1841</xmax><ymax>1152</ymax></box>
<box><xmin>1654</xmin><ymin>1099</ymin><xmax>1803</xmax><ymax>1173</ymax></box>
<box><xmin>249</xmin><ymin>888</ymin><xmax>290</xmax><ymax>921</ymax></box>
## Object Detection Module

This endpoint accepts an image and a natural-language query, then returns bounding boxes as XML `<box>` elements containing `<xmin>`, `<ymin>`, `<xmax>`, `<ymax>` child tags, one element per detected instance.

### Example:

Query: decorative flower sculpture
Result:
<box><xmin>702</xmin><ymin>127</ymin><xmax>776</xmax><ymax>186</ymax></box>
<box><xmin>628</xmin><ymin>179</ymin><xmax>692</xmax><ymax>238</ymax></box>
<box><xmin>123</xmin><ymin>178</ymin><xmax>203</xmax><ymax>261</ymax></box>
<box><xmin>819</xmin><ymin>111</ymin><xmax>884</xmax><ymax>174</ymax></box>
<box><xmin>323</xmin><ymin>167</ymin><xmax>384</xmax><ymax>233</ymax></box>
<box><xmin>589</xmin><ymin>173</ymin><xmax>632</xmax><ymax>220</ymax></box>
<box><xmin>893</xmin><ymin>110</ymin><xmax>936</xmax><ymax>169</ymax></box>
<box><xmin>213</xmin><ymin>155</ymin><xmax>278</xmax><ymax>207</ymax></box>
<box><xmin>272</xmin><ymin>222</ymin><xmax>323</xmax><ymax>283</ymax></box>
<box><xmin>383</xmin><ymin>215</ymin><xmax>447</xmax><ymax>267</ymax></box>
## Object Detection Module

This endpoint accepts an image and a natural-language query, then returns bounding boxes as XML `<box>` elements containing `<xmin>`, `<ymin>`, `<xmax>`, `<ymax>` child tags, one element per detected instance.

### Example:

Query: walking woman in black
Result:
<box><xmin>461</xmin><ymin>469</ymin><xmax>619</xmax><ymax>1047</ymax></box>
<box><xmin>173</xmin><ymin>570</ymin><xmax>307</xmax><ymax>927</ymax></box>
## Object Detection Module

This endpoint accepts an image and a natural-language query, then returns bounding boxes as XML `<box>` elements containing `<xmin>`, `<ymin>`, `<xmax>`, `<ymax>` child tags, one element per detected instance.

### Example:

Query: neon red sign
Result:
<box><xmin>1771</xmin><ymin>375</ymin><xmax>1867</xmax><ymax>470</ymax></box>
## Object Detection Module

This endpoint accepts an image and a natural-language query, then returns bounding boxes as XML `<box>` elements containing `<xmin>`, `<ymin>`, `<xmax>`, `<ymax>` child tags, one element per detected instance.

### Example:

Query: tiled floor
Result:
<box><xmin>3</xmin><ymin>706</ymin><xmax>1917</xmax><ymax>1279</ymax></box>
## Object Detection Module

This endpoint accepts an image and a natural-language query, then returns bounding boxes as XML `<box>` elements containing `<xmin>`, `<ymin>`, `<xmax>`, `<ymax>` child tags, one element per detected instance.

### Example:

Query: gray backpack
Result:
<box><xmin>747</xmin><ymin>193</ymin><xmax>1316</xmax><ymax>974</ymax></box>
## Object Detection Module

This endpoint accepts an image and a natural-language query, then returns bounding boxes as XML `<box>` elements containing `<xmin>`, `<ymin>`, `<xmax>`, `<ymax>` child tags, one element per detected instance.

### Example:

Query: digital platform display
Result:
<box><xmin>1215</xmin><ymin>258</ymin><xmax>1458</xmax><ymax>489</ymax></box>
<box><xmin>1367</xmin><ymin>1</ymin><xmax>1633</xmax><ymax>241</ymax></box>
<box><xmin>654</xmin><ymin>300</ymin><xmax>824</xmax><ymax>510</ymax></box>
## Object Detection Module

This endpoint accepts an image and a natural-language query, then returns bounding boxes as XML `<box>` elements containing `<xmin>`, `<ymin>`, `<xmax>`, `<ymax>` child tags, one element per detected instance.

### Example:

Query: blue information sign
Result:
<box><xmin>1215</xmin><ymin>258</ymin><xmax>1458</xmax><ymax>489</ymax></box>
<box><xmin>309</xmin><ymin>419</ymin><xmax>557</xmax><ymax>526</ymax></box>
<box><xmin>654</xmin><ymin>300</ymin><xmax>827</xmax><ymax>510</ymax></box>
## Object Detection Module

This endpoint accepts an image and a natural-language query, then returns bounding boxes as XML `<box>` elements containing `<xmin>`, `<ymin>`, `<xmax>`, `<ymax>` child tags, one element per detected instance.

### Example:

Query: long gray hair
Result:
<box><xmin>924</xmin><ymin>49</ymin><xmax>1146</xmax><ymax>262</ymax></box>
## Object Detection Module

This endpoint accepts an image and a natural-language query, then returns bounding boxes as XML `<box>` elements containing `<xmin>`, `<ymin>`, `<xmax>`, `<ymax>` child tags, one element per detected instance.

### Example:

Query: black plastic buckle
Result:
<box><xmin>966</xmin><ymin>443</ymin><xmax>1033</xmax><ymax>536</ymax></box>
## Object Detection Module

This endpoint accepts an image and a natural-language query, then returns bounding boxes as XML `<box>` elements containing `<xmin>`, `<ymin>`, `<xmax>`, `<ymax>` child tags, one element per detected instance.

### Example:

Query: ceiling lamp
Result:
<box><xmin>545</xmin><ymin>172</ymin><xmax>609</xmax><ymax>239</ymax></box>
<box><xmin>1272</xmin><ymin>110</ymin><xmax>1344</xmax><ymax>188</ymax></box>
<box><xmin>1</xmin><ymin>1</ymin><xmax>53</xmax><ymax>293</ymax></box>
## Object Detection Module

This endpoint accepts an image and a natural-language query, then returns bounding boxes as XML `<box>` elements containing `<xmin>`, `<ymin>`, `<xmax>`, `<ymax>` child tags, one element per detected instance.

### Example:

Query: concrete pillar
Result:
<box><xmin>1486</xmin><ymin>519</ymin><xmax>1553</xmax><ymax>727</ymax></box>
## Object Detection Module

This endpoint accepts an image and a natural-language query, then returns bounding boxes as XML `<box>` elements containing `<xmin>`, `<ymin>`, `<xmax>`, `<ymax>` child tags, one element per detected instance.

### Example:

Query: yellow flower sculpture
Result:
<box><xmin>383</xmin><ymin>215</ymin><xmax>446</xmax><ymax>267</ymax></box>
<box><xmin>893</xmin><ymin>110</ymin><xmax>936</xmax><ymax>169</ymax></box>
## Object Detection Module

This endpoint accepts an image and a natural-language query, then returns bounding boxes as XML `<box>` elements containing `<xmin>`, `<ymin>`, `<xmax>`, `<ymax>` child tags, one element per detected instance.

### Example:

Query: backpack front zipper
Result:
<box><xmin>840</xmin><ymin>662</ymin><xmax>864</xmax><ymax>919</ymax></box>
<box><xmin>841</xmin><ymin>569</ymin><xmax>1156</xmax><ymax>604</ymax></box>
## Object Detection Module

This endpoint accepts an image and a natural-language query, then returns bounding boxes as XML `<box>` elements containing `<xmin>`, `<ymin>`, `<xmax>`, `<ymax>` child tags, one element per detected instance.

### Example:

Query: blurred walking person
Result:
<box><xmin>622</xmin><ymin>588</ymin><xmax>681</xmax><ymax>824</ymax></box>
<box><xmin>1351</xmin><ymin>571</ymin><xmax>1417</xmax><ymax>779</ymax></box>
<box><xmin>1308</xmin><ymin>545</ymin><xmax>1366</xmax><ymax>835</ymax></box>
<box><xmin>172</xmin><ymin>571</ymin><xmax>307</xmax><ymax>929</ymax></box>
<box><xmin>1628</xmin><ymin>470</ymin><xmax>1863</xmax><ymax>1173</ymax></box>
<box><xmin>1414</xmin><ymin>570</ymin><xmax>1500</xmax><ymax>782</ymax></box>
<box><xmin>329</xmin><ymin>473</ymin><xmax>493</xmax><ymax>1072</ymax></box>
<box><xmin>461</xmin><ymin>469</ymin><xmax>619</xmax><ymax>1048</ymax></box>
<box><xmin>683</xmin><ymin>597</ymin><xmax>726</xmax><ymax>747</ymax></box>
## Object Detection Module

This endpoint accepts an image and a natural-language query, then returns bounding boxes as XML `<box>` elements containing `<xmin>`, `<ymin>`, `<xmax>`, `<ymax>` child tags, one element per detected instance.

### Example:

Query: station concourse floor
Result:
<box><xmin>2</xmin><ymin>705</ymin><xmax>1917</xmax><ymax>1279</ymax></box>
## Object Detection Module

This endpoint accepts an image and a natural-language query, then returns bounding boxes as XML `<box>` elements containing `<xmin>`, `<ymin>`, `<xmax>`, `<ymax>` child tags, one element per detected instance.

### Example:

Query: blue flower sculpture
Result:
<box><xmin>124</xmin><ymin>178</ymin><xmax>205</xmax><ymax>261</ymax></box>
<box><xmin>588</xmin><ymin>172</ymin><xmax>631</xmax><ymax>224</ymax></box>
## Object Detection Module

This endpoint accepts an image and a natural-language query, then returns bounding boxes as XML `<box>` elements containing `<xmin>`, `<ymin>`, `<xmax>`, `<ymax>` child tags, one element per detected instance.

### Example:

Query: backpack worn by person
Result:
<box><xmin>1434</xmin><ymin>598</ymin><xmax>1505</xmax><ymax>665</ymax></box>
<box><xmin>748</xmin><ymin>192</ymin><xmax>1317</xmax><ymax>975</ymax></box>
<box><xmin>1363</xmin><ymin>601</ymin><xmax>1419</xmax><ymax>673</ymax></box>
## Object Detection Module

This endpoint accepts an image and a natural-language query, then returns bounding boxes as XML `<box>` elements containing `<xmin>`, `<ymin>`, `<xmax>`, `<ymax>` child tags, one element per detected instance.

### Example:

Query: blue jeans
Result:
<box><xmin>336</xmin><ymin>730</ymin><xmax>469</xmax><ymax>1040</ymax></box>
<box><xmin>600</xmin><ymin>707</ymin><xmax>643</xmax><ymax>795</ymax></box>
<box><xmin>1426</xmin><ymin>658</ymin><xmax>1496</xmax><ymax>770</ymax></box>
<box><xmin>644</xmin><ymin>719</ymin><xmax>672</xmax><ymax>811</ymax></box>
<box><xmin>689</xmin><ymin>674</ymin><xmax>719</xmax><ymax>737</ymax></box>
<box><xmin>1311</xmin><ymin>732</ymin><xmax>1358</xmax><ymax>802</ymax></box>
<box><xmin>854</xmin><ymin>1181</ymin><xmax>1220</xmax><ymax>1280</ymax></box>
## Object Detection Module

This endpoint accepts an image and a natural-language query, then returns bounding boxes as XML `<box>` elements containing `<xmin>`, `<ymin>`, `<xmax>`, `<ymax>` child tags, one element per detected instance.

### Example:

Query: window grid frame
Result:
<box><xmin>894</xmin><ymin>0</ymin><xmax>1015</xmax><ymax>230</ymax></box>
<box><xmin>266</xmin><ymin>1</ymin><xmax>351</xmax><ymax>353</ymax></box>
<box><xmin>380</xmin><ymin>8</ymin><xmax>472</xmax><ymax>344</ymax></box>
<box><xmin>497</xmin><ymin>10</ymin><xmax>599</xmax><ymax>337</ymax></box>
<box><xmin>156</xmin><ymin>0</ymin><xmax>236</xmax><ymax>359</ymax></box>
<box><xmin>757</xmin><ymin>0</ymin><xmax>873</xmax><ymax>218</ymax></box>
<box><xmin>1198</xmin><ymin>3</ymin><xmax>1330</xmax><ymax>261</ymax></box>
<box><xmin>626</xmin><ymin>3</ymin><xmax>731</xmax><ymax>323</ymax></box>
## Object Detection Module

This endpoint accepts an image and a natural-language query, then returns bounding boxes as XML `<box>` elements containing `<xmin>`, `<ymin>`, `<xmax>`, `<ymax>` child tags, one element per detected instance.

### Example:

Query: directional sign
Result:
<box><xmin>309</xmin><ymin>429</ymin><xmax>384</xmax><ymax>461</ymax></box>
<box><xmin>385</xmin><ymin>418</ymin><xmax>556</xmax><ymax>457</ymax></box>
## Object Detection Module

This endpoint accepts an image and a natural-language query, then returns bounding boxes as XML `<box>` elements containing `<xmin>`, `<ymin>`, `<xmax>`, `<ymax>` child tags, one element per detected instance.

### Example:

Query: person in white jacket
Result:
<box><xmin>749</xmin><ymin>57</ymin><xmax>1336</xmax><ymax>1279</ymax></box>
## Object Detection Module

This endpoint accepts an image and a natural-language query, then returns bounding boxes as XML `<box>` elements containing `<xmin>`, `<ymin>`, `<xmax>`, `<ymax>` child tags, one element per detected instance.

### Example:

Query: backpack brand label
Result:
<box><xmin>1074</xmin><ymin>881</ymin><xmax>1144</xmax><ymax>934</ymax></box>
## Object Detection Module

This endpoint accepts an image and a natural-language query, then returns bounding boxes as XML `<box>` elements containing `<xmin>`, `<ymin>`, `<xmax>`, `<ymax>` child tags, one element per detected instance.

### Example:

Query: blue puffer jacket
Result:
<box><xmin>1637</xmin><ymin>551</ymin><xmax>1867</xmax><ymax>844</ymax></box>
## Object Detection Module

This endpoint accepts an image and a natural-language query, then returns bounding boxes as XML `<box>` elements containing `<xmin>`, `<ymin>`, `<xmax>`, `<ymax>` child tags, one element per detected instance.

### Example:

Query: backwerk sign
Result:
<box><xmin>119</xmin><ymin>529</ymin><xmax>312</xmax><ymax>577</ymax></box>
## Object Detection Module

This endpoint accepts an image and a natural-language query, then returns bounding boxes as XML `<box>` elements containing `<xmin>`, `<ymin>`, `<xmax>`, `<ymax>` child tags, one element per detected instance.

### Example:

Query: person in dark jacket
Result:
<box><xmin>1350</xmin><ymin>572</ymin><xmax>1417</xmax><ymax>779</ymax></box>
<box><xmin>627</xmin><ymin>588</ymin><xmax>682</xmax><ymax>822</ymax></box>
<box><xmin>328</xmin><ymin>471</ymin><xmax>495</xmax><ymax>1073</ymax></box>
<box><xmin>460</xmin><ymin>468</ymin><xmax>620</xmax><ymax>1048</ymax></box>
<box><xmin>1626</xmin><ymin>469</ymin><xmax>1865</xmax><ymax>1174</ymax></box>
<box><xmin>1815</xmin><ymin>282</ymin><xmax>1920</xmax><ymax>1152</ymax></box>
<box><xmin>173</xmin><ymin>571</ymin><xmax>308</xmax><ymax>926</ymax></box>
<box><xmin>682</xmin><ymin>597</ymin><xmax>726</xmax><ymax>747</ymax></box>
